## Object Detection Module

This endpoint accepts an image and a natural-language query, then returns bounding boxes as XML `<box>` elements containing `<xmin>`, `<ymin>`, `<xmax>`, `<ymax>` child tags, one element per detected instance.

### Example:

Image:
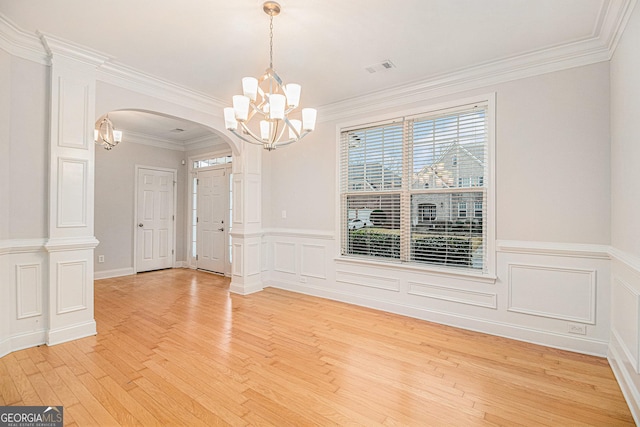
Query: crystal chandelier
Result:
<box><xmin>94</xmin><ymin>115</ymin><xmax>122</xmax><ymax>150</ymax></box>
<box><xmin>223</xmin><ymin>1</ymin><xmax>317</xmax><ymax>151</ymax></box>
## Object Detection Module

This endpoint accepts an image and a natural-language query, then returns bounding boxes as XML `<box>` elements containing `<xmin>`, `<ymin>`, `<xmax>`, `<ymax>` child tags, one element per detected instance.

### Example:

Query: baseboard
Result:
<box><xmin>265</xmin><ymin>279</ymin><xmax>609</xmax><ymax>357</ymax></box>
<box><xmin>229</xmin><ymin>281</ymin><xmax>264</xmax><ymax>295</ymax></box>
<box><xmin>94</xmin><ymin>267</ymin><xmax>135</xmax><ymax>280</ymax></box>
<box><xmin>609</xmin><ymin>333</ymin><xmax>640</xmax><ymax>425</ymax></box>
<box><xmin>0</xmin><ymin>329</ymin><xmax>46</xmax><ymax>358</ymax></box>
<box><xmin>46</xmin><ymin>320</ymin><xmax>97</xmax><ymax>346</ymax></box>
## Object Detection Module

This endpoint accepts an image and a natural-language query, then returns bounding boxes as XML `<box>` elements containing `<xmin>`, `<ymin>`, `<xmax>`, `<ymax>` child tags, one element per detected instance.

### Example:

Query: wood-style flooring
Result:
<box><xmin>0</xmin><ymin>269</ymin><xmax>634</xmax><ymax>426</ymax></box>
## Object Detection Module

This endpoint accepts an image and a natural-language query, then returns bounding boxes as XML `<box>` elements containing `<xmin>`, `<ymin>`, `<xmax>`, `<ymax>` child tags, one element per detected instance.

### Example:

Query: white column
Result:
<box><xmin>42</xmin><ymin>36</ymin><xmax>106</xmax><ymax>345</ymax></box>
<box><xmin>229</xmin><ymin>143</ymin><xmax>264</xmax><ymax>295</ymax></box>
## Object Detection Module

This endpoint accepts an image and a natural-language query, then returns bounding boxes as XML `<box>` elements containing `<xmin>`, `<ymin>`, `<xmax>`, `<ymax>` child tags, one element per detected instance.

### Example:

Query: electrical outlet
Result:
<box><xmin>281</xmin><ymin>210</ymin><xmax>287</xmax><ymax>219</ymax></box>
<box><xmin>300</xmin><ymin>276</ymin><xmax>307</xmax><ymax>283</ymax></box>
<box><xmin>567</xmin><ymin>322</ymin><xmax>586</xmax><ymax>335</ymax></box>
<box><xmin>98</xmin><ymin>255</ymin><xmax>105</xmax><ymax>263</ymax></box>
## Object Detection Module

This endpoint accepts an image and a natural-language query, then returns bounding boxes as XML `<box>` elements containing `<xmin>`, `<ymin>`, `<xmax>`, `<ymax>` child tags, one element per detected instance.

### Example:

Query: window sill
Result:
<box><xmin>334</xmin><ymin>256</ymin><xmax>497</xmax><ymax>284</ymax></box>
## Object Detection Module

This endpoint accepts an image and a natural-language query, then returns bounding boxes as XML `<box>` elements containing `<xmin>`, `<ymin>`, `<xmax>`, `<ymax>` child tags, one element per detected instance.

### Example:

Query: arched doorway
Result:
<box><xmin>93</xmin><ymin>109</ymin><xmax>234</xmax><ymax>278</ymax></box>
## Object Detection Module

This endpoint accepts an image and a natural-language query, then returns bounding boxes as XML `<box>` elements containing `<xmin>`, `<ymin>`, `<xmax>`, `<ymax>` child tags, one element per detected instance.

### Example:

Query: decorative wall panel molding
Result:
<box><xmin>247</xmin><ymin>175</ymin><xmax>261</xmax><ymax>224</ymax></box>
<box><xmin>301</xmin><ymin>244</ymin><xmax>327</xmax><ymax>279</ymax></box>
<box><xmin>16</xmin><ymin>263</ymin><xmax>42</xmax><ymax>319</ymax></box>
<box><xmin>274</xmin><ymin>242</ymin><xmax>296</xmax><ymax>274</ymax></box>
<box><xmin>57</xmin><ymin>158</ymin><xmax>88</xmax><ymax>228</ymax></box>
<box><xmin>408</xmin><ymin>281</ymin><xmax>497</xmax><ymax>309</ymax></box>
<box><xmin>508</xmin><ymin>263</ymin><xmax>596</xmax><ymax>324</ymax></box>
<box><xmin>247</xmin><ymin>242</ymin><xmax>261</xmax><ymax>276</ymax></box>
<box><xmin>58</xmin><ymin>77</ymin><xmax>89</xmax><ymax>149</ymax></box>
<box><xmin>232</xmin><ymin>243</ymin><xmax>243</xmax><ymax>276</ymax></box>
<box><xmin>611</xmin><ymin>277</ymin><xmax>640</xmax><ymax>374</ymax></box>
<box><xmin>336</xmin><ymin>270</ymin><xmax>400</xmax><ymax>292</ymax></box>
<box><xmin>232</xmin><ymin>176</ymin><xmax>243</xmax><ymax>224</ymax></box>
<box><xmin>56</xmin><ymin>260</ymin><xmax>87</xmax><ymax>314</ymax></box>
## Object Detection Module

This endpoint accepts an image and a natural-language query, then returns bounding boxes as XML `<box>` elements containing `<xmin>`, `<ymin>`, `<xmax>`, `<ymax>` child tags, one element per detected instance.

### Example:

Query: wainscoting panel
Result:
<box><xmin>267</xmin><ymin>235</ymin><xmax>611</xmax><ymax>357</ymax></box>
<box><xmin>57</xmin><ymin>77</ymin><xmax>89</xmax><ymax>149</ymax></box>
<box><xmin>16</xmin><ymin>263</ymin><xmax>42</xmax><ymax>319</ymax></box>
<box><xmin>232</xmin><ymin>242</ymin><xmax>243</xmax><ymax>277</ymax></box>
<box><xmin>508</xmin><ymin>263</ymin><xmax>596</xmax><ymax>324</ymax></box>
<box><xmin>0</xmin><ymin>240</ymin><xmax>48</xmax><ymax>358</ymax></box>
<box><xmin>408</xmin><ymin>281</ymin><xmax>497</xmax><ymax>309</ymax></box>
<box><xmin>611</xmin><ymin>277</ymin><xmax>639</xmax><ymax>373</ymax></box>
<box><xmin>57</xmin><ymin>158</ymin><xmax>88</xmax><ymax>228</ymax></box>
<box><xmin>301</xmin><ymin>244</ymin><xmax>327</xmax><ymax>279</ymax></box>
<box><xmin>274</xmin><ymin>242</ymin><xmax>296</xmax><ymax>274</ymax></box>
<box><xmin>246</xmin><ymin>242</ymin><xmax>261</xmax><ymax>276</ymax></box>
<box><xmin>57</xmin><ymin>260</ymin><xmax>87</xmax><ymax>314</ymax></box>
<box><xmin>609</xmin><ymin>253</ymin><xmax>640</xmax><ymax>424</ymax></box>
<box><xmin>336</xmin><ymin>269</ymin><xmax>400</xmax><ymax>292</ymax></box>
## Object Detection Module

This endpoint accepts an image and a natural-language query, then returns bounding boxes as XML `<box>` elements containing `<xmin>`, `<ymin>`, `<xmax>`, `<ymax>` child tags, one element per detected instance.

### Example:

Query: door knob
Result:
<box><xmin>218</xmin><ymin>227</ymin><xmax>224</xmax><ymax>231</ymax></box>
<box><xmin>138</xmin><ymin>223</ymin><xmax>144</xmax><ymax>228</ymax></box>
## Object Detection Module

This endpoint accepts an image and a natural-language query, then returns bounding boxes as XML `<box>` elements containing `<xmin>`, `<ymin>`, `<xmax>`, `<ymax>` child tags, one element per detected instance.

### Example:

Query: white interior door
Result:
<box><xmin>136</xmin><ymin>167</ymin><xmax>175</xmax><ymax>273</ymax></box>
<box><xmin>196</xmin><ymin>168</ymin><xmax>227</xmax><ymax>274</ymax></box>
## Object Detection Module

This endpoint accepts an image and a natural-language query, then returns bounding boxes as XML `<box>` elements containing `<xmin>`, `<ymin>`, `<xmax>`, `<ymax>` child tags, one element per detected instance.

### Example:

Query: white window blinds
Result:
<box><xmin>340</xmin><ymin>104</ymin><xmax>488</xmax><ymax>272</ymax></box>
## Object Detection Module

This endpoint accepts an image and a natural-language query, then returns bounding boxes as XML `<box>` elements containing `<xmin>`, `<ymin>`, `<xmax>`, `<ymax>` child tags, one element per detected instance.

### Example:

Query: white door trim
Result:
<box><xmin>133</xmin><ymin>165</ymin><xmax>178</xmax><ymax>273</ymax></box>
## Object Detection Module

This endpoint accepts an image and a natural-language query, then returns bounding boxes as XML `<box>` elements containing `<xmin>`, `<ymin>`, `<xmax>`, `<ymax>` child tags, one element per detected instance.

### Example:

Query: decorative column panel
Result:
<box><xmin>41</xmin><ymin>35</ymin><xmax>106</xmax><ymax>345</ymax></box>
<box><xmin>229</xmin><ymin>143</ymin><xmax>264</xmax><ymax>295</ymax></box>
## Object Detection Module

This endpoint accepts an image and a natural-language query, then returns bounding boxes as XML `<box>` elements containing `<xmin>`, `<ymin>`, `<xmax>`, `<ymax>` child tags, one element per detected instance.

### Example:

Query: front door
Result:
<box><xmin>136</xmin><ymin>167</ymin><xmax>175</xmax><ymax>273</ymax></box>
<box><xmin>196</xmin><ymin>168</ymin><xmax>227</xmax><ymax>274</ymax></box>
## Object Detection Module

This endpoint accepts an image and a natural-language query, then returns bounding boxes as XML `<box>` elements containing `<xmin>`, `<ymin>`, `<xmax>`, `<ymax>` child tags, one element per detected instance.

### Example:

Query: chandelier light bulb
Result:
<box><xmin>242</xmin><ymin>77</ymin><xmax>258</xmax><ymax>101</ymax></box>
<box><xmin>302</xmin><ymin>108</ymin><xmax>317</xmax><ymax>131</ymax></box>
<box><xmin>284</xmin><ymin>84</ymin><xmax>301</xmax><ymax>108</ymax></box>
<box><xmin>269</xmin><ymin>94</ymin><xmax>286</xmax><ymax>120</ymax></box>
<box><xmin>233</xmin><ymin>95</ymin><xmax>250</xmax><ymax>121</ymax></box>
<box><xmin>224</xmin><ymin>108</ymin><xmax>238</xmax><ymax>130</ymax></box>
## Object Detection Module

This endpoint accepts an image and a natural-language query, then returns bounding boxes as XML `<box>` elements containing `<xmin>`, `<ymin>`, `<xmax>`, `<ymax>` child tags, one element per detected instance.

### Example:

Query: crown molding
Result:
<box><xmin>0</xmin><ymin>14</ymin><xmax>48</xmax><ymax>64</ymax></box>
<box><xmin>97</xmin><ymin>61</ymin><xmax>226</xmax><ymax>114</ymax></box>
<box><xmin>319</xmin><ymin>0</ymin><xmax>636</xmax><ymax>122</ymax></box>
<box><xmin>38</xmin><ymin>31</ymin><xmax>110</xmax><ymax>67</ymax></box>
<box><xmin>117</xmin><ymin>129</ymin><xmax>225</xmax><ymax>152</ymax></box>
<box><xmin>118</xmin><ymin>129</ymin><xmax>186</xmax><ymax>152</ymax></box>
<box><xmin>183</xmin><ymin>134</ymin><xmax>226</xmax><ymax>151</ymax></box>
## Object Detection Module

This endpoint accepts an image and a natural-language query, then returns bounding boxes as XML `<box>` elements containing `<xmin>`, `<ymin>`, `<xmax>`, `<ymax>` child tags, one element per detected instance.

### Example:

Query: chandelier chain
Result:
<box><xmin>269</xmin><ymin>14</ymin><xmax>274</xmax><ymax>69</ymax></box>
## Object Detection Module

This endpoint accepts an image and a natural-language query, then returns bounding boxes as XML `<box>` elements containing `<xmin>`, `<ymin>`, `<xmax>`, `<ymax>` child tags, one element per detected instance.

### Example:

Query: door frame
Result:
<box><xmin>133</xmin><ymin>165</ymin><xmax>178</xmax><ymax>273</ymax></box>
<box><xmin>188</xmin><ymin>151</ymin><xmax>233</xmax><ymax>276</ymax></box>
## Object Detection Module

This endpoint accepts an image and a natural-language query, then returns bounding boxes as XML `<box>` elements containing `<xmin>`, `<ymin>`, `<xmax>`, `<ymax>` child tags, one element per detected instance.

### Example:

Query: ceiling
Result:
<box><xmin>0</xmin><ymin>0</ymin><xmax>622</xmax><ymax>144</ymax></box>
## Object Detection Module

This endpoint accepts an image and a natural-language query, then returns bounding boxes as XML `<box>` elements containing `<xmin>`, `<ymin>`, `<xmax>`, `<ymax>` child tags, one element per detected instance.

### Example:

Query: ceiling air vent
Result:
<box><xmin>365</xmin><ymin>60</ymin><xmax>396</xmax><ymax>74</ymax></box>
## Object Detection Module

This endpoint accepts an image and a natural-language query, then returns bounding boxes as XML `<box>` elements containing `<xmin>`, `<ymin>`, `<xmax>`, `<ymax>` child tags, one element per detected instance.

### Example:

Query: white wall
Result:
<box><xmin>609</xmin><ymin>2</ymin><xmax>640</xmax><ymax>423</ymax></box>
<box><xmin>262</xmin><ymin>62</ymin><xmax>613</xmax><ymax>358</ymax></box>
<box><xmin>3</xmin><ymin>54</ymin><xmax>49</xmax><ymax>240</ymax></box>
<box><xmin>94</xmin><ymin>141</ymin><xmax>187</xmax><ymax>276</ymax></box>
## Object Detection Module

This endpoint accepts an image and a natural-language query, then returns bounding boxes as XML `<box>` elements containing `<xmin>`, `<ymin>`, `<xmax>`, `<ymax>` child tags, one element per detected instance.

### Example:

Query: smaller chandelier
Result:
<box><xmin>94</xmin><ymin>115</ymin><xmax>122</xmax><ymax>150</ymax></box>
<box><xmin>224</xmin><ymin>1</ymin><xmax>317</xmax><ymax>151</ymax></box>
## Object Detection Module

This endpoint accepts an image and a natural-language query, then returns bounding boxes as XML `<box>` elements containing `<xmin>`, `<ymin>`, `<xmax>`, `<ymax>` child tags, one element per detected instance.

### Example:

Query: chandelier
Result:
<box><xmin>94</xmin><ymin>115</ymin><xmax>122</xmax><ymax>150</ymax></box>
<box><xmin>223</xmin><ymin>1</ymin><xmax>317</xmax><ymax>151</ymax></box>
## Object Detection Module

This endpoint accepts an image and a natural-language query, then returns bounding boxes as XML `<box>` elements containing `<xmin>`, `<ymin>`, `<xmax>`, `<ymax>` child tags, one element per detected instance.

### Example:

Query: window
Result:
<box><xmin>458</xmin><ymin>202</ymin><xmax>467</xmax><ymax>218</ymax></box>
<box><xmin>340</xmin><ymin>101</ymin><xmax>490</xmax><ymax>272</ymax></box>
<box><xmin>474</xmin><ymin>201</ymin><xmax>483</xmax><ymax>218</ymax></box>
<box><xmin>418</xmin><ymin>203</ymin><xmax>437</xmax><ymax>222</ymax></box>
<box><xmin>193</xmin><ymin>155</ymin><xmax>232</xmax><ymax>169</ymax></box>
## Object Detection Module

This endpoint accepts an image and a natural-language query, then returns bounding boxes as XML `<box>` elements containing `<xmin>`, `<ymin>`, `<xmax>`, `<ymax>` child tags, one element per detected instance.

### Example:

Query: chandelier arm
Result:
<box><xmin>238</xmin><ymin>121</ymin><xmax>266</xmax><ymax>143</ymax></box>
<box><xmin>229</xmin><ymin>128</ymin><xmax>267</xmax><ymax>146</ymax></box>
<box><xmin>283</xmin><ymin>117</ymin><xmax>300</xmax><ymax>140</ymax></box>
<box><xmin>273</xmin><ymin>120</ymin><xmax>288</xmax><ymax>144</ymax></box>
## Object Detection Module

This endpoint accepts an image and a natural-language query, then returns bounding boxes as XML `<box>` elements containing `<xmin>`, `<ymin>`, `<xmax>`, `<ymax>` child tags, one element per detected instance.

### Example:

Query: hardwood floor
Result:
<box><xmin>0</xmin><ymin>269</ymin><xmax>634</xmax><ymax>426</ymax></box>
